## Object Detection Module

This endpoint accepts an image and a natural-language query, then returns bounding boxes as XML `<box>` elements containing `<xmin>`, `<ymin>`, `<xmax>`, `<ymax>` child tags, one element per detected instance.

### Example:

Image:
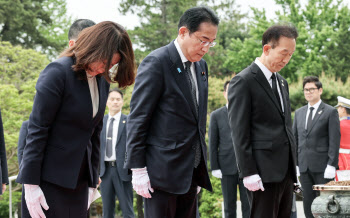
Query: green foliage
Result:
<box><xmin>0</xmin><ymin>42</ymin><xmax>48</xmax><ymax>215</ymax></box>
<box><xmin>199</xmin><ymin>176</ymin><xmax>222</xmax><ymax>218</ymax></box>
<box><xmin>0</xmin><ymin>189</ymin><xmax>22</xmax><ymax>217</ymax></box>
<box><xmin>0</xmin><ymin>0</ymin><xmax>72</xmax><ymax>58</ymax></box>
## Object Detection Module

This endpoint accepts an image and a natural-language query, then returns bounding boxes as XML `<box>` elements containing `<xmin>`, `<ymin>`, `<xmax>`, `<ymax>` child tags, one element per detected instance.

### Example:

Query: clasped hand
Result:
<box><xmin>243</xmin><ymin>174</ymin><xmax>265</xmax><ymax>191</ymax></box>
<box><xmin>131</xmin><ymin>167</ymin><xmax>154</xmax><ymax>198</ymax></box>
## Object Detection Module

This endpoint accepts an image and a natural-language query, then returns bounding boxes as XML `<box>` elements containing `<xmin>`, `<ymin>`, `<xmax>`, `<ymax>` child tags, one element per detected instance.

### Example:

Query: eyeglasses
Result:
<box><xmin>193</xmin><ymin>34</ymin><xmax>216</xmax><ymax>47</ymax></box>
<box><xmin>303</xmin><ymin>88</ymin><xmax>318</xmax><ymax>93</ymax></box>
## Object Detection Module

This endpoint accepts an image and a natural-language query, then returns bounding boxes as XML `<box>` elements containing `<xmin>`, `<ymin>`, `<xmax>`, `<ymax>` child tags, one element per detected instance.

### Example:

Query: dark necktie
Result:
<box><xmin>185</xmin><ymin>61</ymin><xmax>201</xmax><ymax>167</ymax></box>
<box><xmin>106</xmin><ymin>118</ymin><xmax>114</xmax><ymax>158</ymax></box>
<box><xmin>307</xmin><ymin>107</ymin><xmax>314</xmax><ymax>131</ymax></box>
<box><xmin>271</xmin><ymin>73</ymin><xmax>282</xmax><ymax>110</ymax></box>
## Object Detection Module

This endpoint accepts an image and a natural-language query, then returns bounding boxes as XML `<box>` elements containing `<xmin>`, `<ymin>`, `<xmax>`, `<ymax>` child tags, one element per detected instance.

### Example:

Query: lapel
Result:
<box><xmin>300</xmin><ymin>106</ymin><xmax>308</xmax><ymax>131</ymax></box>
<box><xmin>101</xmin><ymin>115</ymin><xmax>108</xmax><ymax>151</ymax></box>
<box><xmin>116</xmin><ymin>114</ymin><xmax>126</xmax><ymax>148</ymax></box>
<box><xmin>252</xmin><ymin>62</ymin><xmax>284</xmax><ymax>117</ymax></box>
<box><xmin>92</xmin><ymin>76</ymin><xmax>102</xmax><ymax>124</ymax></box>
<box><xmin>194</xmin><ymin>61</ymin><xmax>207</xmax><ymax>121</ymax></box>
<box><xmin>307</xmin><ymin>102</ymin><xmax>325</xmax><ymax>135</ymax></box>
<box><xmin>167</xmin><ymin>42</ymin><xmax>198</xmax><ymax>120</ymax></box>
<box><xmin>276</xmin><ymin>73</ymin><xmax>287</xmax><ymax>114</ymax></box>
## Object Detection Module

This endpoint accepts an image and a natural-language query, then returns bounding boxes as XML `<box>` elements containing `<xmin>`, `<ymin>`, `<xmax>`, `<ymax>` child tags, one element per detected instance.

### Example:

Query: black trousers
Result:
<box><xmin>247</xmin><ymin>168</ymin><xmax>294</xmax><ymax>218</ymax></box>
<box><xmin>144</xmin><ymin>172</ymin><xmax>198</xmax><ymax>218</ymax></box>
<box><xmin>221</xmin><ymin>174</ymin><xmax>250</xmax><ymax>218</ymax></box>
<box><xmin>300</xmin><ymin>170</ymin><xmax>332</xmax><ymax>218</ymax></box>
<box><xmin>100</xmin><ymin>163</ymin><xmax>134</xmax><ymax>218</ymax></box>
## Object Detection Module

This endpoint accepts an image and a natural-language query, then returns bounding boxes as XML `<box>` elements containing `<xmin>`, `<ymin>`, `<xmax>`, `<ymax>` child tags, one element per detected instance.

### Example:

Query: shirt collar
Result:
<box><xmin>308</xmin><ymin>99</ymin><xmax>322</xmax><ymax>111</ymax></box>
<box><xmin>108</xmin><ymin>111</ymin><xmax>121</xmax><ymax>121</ymax></box>
<box><xmin>174</xmin><ymin>39</ymin><xmax>190</xmax><ymax>66</ymax></box>
<box><xmin>255</xmin><ymin>58</ymin><xmax>274</xmax><ymax>81</ymax></box>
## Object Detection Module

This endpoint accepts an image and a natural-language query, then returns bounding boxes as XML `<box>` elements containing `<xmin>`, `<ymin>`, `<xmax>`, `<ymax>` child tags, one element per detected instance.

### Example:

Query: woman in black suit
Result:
<box><xmin>0</xmin><ymin>108</ymin><xmax>9</xmax><ymax>195</ymax></box>
<box><xmin>16</xmin><ymin>21</ymin><xmax>135</xmax><ymax>218</ymax></box>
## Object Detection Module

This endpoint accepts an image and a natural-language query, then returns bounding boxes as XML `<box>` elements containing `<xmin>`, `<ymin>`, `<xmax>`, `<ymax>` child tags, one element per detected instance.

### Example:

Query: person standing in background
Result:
<box><xmin>293</xmin><ymin>76</ymin><xmax>340</xmax><ymax>218</ymax></box>
<box><xmin>99</xmin><ymin>88</ymin><xmax>134</xmax><ymax>218</ymax></box>
<box><xmin>334</xmin><ymin>96</ymin><xmax>350</xmax><ymax>181</ymax></box>
<box><xmin>0</xmin><ymin>108</ymin><xmax>9</xmax><ymax>195</ymax></box>
<box><xmin>228</xmin><ymin>24</ymin><xmax>298</xmax><ymax>218</ymax></box>
<box><xmin>209</xmin><ymin>81</ymin><xmax>249</xmax><ymax>218</ymax></box>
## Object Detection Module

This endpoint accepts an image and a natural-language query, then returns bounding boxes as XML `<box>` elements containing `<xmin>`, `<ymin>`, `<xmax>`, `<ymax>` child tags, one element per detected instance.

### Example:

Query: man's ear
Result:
<box><xmin>263</xmin><ymin>44</ymin><xmax>271</xmax><ymax>55</ymax></box>
<box><xmin>178</xmin><ymin>26</ymin><xmax>188</xmax><ymax>38</ymax></box>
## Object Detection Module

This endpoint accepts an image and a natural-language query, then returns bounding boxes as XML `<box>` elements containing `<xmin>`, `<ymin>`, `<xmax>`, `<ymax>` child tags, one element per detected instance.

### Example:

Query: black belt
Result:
<box><xmin>105</xmin><ymin>161</ymin><xmax>116</xmax><ymax>167</ymax></box>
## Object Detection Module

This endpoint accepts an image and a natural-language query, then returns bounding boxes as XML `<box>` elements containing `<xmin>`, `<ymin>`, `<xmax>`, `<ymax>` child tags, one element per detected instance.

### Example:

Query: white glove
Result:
<box><xmin>24</xmin><ymin>184</ymin><xmax>49</xmax><ymax>218</ymax></box>
<box><xmin>212</xmin><ymin>169</ymin><xmax>222</xmax><ymax>179</ymax></box>
<box><xmin>197</xmin><ymin>186</ymin><xmax>201</xmax><ymax>194</ymax></box>
<box><xmin>296</xmin><ymin>166</ymin><xmax>300</xmax><ymax>177</ymax></box>
<box><xmin>131</xmin><ymin>167</ymin><xmax>154</xmax><ymax>198</ymax></box>
<box><xmin>87</xmin><ymin>187</ymin><xmax>95</xmax><ymax>209</ymax></box>
<box><xmin>243</xmin><ymin>174</ymin><xmax>265</xmax><ymax>192</ymax></box>
<box><xmin>324</xmin><ymin>165</ymin><xmax>336</xmax><ymax>179</ymax></box>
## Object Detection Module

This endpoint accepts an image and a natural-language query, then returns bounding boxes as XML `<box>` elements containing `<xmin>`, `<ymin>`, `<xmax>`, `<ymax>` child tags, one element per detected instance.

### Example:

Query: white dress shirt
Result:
<box><xmin>255</xmin><ymin>58</ymin><xmax>284</xmax><ymax>112</ymax></box>
<box><xmin>104</xmin><ymin>111</ymin><xmax>121</xmax><ymax>161</ymax></box>
<box><xmin>174</xmin><ymin>39</ymin><xmax>199</xmax><ymax>103</ymax></box>
<box><xmin>305</xmin><ymin>99</ymin><xmax>322</xmax><ymax>129</ymax></box>
<box><xmin>86</xmin><ymin>73</ymin><xmax>99</xmax><ymax>118</ymax></box>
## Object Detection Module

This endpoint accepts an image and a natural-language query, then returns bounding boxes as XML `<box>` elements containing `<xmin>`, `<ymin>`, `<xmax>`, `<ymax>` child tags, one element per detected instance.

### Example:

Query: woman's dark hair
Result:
<box><xmin>60</xmin><ymin>21</ymin><xmax>135</xmax><ymax>88</ymax></box>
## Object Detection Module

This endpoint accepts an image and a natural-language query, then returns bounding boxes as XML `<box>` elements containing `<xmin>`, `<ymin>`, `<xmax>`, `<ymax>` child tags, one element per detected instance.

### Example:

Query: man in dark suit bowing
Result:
<box><xmin>99</xmin><ymin>88</ymin><xmax>134</xmax><ymax>218</ymax></box>
<box><xmin>125</xmin><ymin>6</ymin><xmax>219</xmax><ymax>217</ymax></box>
<box><xmin>293</xmin><ymin>76</ymin><xmax>340</xmax><ymax>218</ymax></box>
<box><xmin>227</xmin><ymin>24</ymin><xmax>299</xmax><ymax>218</ymax></box>
<box><xmin>209</xmin><ymin>81</ymin><xmax>250</xmax><ymax>218</ymax></box>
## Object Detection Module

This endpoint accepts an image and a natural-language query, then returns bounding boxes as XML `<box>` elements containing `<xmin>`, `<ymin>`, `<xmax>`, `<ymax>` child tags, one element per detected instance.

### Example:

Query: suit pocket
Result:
<box><xmin>316</xmin><ymin>146</ymin><xmax>328</xmax><ymax>152</ymax></box>
<box><xmin>146</xmin><ymin>135</ymin><xmax>176</xmax><ymax>149</ymax></box>
<box><xmin>252</xmin><ymin>141</ymin><xmax>272</xmax><ymax>150</ymax></box>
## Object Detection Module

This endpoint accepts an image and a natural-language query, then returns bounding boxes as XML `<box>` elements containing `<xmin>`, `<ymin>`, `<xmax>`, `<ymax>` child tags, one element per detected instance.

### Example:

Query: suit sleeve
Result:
<box><xmin>90</xmin><ymin>117</ymin><xmax>103</xmax><ymax>187</ymax></box>
<box><xmin>0</xmin><ymin>109</ymin><xmax>9</xmax><ymax>184</ymax></box>
<box><xmin>327</xmin><ymin>108</ymin><xmax>340</xmax><ymax>167</ymax></box>
<box><xmin>227</xmin><ymin>75</ymin><xmax>258</xmax><ymax>178</ymax></box>
<box><xmin>17</xmin><ymin>121</ymin><xmax>28</xmax><ymax>165</ymax></box>
<box><xmin>292</xmin><ymin>112</ymin><xmax>299</xmax><ymax>165</ymax></box>
<box><xmin>17</xmin><ymin>62</ymin><xmax>65</xmax><ymax>185</ymax></box>
<box><xmin>209</xmin><ymin>112</ymin><xmax>220</xmax><ymax>171</ymax></box>
<box><xmin>125</xmin><ymin>55</ymin><xmax>164</xmax><ymax>169</ymax></box>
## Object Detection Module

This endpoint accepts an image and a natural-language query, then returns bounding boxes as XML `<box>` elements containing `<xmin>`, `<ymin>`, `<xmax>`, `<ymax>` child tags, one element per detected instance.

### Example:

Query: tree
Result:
<box><xmin>224</xmin><ymin>0</ymin><xmax>350</xmax><ymax>82</ymax></box>
<box><xmin>0</xmin><ymin>0</ymin><xmax>72</xmax><ymax>58</ymax></box>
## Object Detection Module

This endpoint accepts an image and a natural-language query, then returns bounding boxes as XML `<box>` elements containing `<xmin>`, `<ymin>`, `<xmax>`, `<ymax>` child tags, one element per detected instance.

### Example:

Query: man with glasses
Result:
<box><xmin>125</xmin><ymin>6</ymin><xmax>219</xmax><ymax>217</ymax></box>
<box><xmin>293</xmin><ymin>76</ymin><xmax>340</xmax><ymax>218</ymax></box>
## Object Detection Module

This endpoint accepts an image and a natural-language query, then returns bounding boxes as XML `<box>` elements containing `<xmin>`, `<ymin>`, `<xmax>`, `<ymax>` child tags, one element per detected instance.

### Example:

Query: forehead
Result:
<box><xmin>108</xmin><ymin>91</ymin><xmax>122</xmax><ymax>98</ymax></box>
<box><xmin>193</xmin><ymin>22</ymin><xmax>218</xmax><ymax>39</ymax></box>
<box><xmin>304</xmin><ymin>82</ymin><xmax>317</xmax><ymax>88</ymax></box>
<box><xmin>274</xmin><ymin>36</ymin><xmax>296</xmax><ymax>51</ymax></box>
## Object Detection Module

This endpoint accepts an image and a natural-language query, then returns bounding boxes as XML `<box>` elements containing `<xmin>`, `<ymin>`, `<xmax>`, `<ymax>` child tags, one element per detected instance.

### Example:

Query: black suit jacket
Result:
<box><xmin>17</xmin><ymin>120</ymin><xmax>29</xmax><ymax>165</ymax></box>
<box><xmin>100</xmin><ymin>114</ymin><xmax>131</xmax><ymax>181</ymax></box>
<box><xmin>227</xmin><ymin>62</ymin><xmax>297</xmax><ymax>183</ymax></box>
<box><xmin>209</xmin><ymin>106</ymin><xmax>238</xmax><ymax>175</ymax></box>
<box><xmin>0</xmin><ymin>109</ymin><xmax>9</xmax><ymax>194</ymax></box>
<box><xmin>293</xmin><ymin>102</ymin><xmax>340</xmax><ymax>173</ymax></box>
<box><xmin>16</xmin><ymin>56</ymin><xmax>110</xmax><ymax>189</ymax></box>
<box><xmin>125</xmin><ymin>41</ymin><xmax>212</xmax><ymax>194</ymax></box>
